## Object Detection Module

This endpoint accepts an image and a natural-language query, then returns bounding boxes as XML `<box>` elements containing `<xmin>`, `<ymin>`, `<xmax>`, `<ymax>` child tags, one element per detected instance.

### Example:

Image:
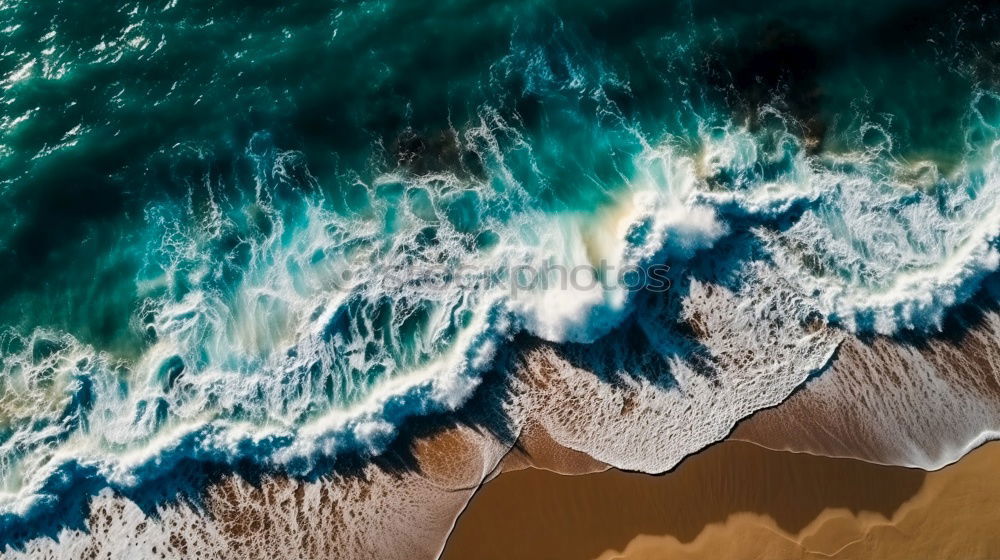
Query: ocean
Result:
<box><xmin>1</xmin><ymin>0</ymin><xmax>999</xmax><ymax>547</ymax></box>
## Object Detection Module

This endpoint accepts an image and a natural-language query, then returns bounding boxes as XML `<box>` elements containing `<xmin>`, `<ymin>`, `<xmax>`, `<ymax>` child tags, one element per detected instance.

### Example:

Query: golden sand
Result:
<box><xmin>441</xmin><ymin>440</ymin><xmax>1000</xmax><ymax>560</ymax></box>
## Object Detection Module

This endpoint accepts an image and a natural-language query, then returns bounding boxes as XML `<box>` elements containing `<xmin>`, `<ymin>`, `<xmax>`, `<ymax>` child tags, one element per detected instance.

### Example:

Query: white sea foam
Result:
<box><xmin>513</xmin><ymin>262</ymin><xmax>844</xmax><ymax>473</ymax></box>
<box><xmin>733</xmin><ymin>306</ymin><xmax>1000</xmax><ymax>470</ymax></box>
<box><xmin>2</xmin><ymin>94</ymin><xmax>1000</xmax><ymax>529</ymax></box>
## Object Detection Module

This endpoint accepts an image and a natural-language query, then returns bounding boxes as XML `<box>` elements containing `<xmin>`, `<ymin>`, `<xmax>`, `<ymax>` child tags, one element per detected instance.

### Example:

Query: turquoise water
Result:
<box><xmin>1</xmin><ymin>0</ymin><xmax>999</xmax><ymax>541</ymax></box>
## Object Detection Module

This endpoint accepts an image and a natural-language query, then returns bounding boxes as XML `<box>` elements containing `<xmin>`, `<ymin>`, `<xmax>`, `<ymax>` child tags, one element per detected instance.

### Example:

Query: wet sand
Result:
<box><xmin>442</xmin><ymin>440</ymin><xmax>1000</xmax><ymax>560</ymax></box>
<box><xmin>8</xmin><ymin>309</ymin><xmax>999</xmax><ymax>559</ymax></box>
<box><xmin>732</xmin><ymin>310</ymin><xmax>1000</xmax><ymax>468</ymax></box>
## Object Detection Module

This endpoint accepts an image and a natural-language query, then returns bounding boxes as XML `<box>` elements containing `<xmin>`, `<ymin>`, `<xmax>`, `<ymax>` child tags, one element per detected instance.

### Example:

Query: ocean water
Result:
<box><xmin>1</xmin><ymin>0</ymin><xmax>999</xmax><ymax>543</ymax></box>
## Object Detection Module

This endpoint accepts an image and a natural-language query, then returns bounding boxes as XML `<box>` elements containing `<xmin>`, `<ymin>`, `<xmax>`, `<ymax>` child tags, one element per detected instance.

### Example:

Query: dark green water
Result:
<box><xmin>2</xmin><ymin>0</ymin><xmax>992</xmax><ymax>351</ymax></box>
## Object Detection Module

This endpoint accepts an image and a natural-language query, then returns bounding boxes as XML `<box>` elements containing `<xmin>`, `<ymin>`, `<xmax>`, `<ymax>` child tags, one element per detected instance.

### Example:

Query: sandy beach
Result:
<box><xmin>442</xmin><ymin>439</ymin><xmax>1000</xmax><ymax>560</ymax></box>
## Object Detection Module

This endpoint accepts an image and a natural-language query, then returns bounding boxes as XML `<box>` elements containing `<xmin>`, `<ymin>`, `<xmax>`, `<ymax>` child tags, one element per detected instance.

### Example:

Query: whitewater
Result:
<box><xmin>3</xmin><ymin>93</ymin><xmax>999</xmax><ymax>528</ymax></box>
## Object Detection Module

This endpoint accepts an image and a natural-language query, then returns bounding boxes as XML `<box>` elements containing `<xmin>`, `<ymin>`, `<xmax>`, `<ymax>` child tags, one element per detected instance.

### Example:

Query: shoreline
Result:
<box><xmin>4</xmin><ymin>306</ymin><xmax>998</xmax><ymax>558</ymax></box>
<box><xmin>441</xmin><ymin>439</ymin><xmax>1000</xmax><ymax>560</ymax></box>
